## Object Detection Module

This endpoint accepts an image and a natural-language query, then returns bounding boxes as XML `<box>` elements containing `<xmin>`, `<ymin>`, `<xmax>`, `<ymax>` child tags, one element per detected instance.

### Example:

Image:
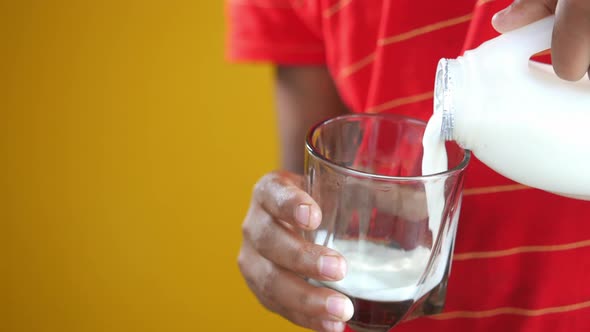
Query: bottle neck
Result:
<box><xmin>434</xmin><ymin>57</ymin><xmax>475</xmax><ymax>148</ymax></box>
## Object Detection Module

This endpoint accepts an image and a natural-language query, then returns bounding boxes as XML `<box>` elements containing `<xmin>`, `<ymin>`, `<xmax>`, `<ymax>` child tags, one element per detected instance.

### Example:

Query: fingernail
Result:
<box><xmin>491</xmin><ymin>11</ymin><xmax>505</xmax><ymax>28</ymax></box>
<box><xmin>321</xmin><ymin>320</ymin><xmax>346</xmax><ymax>332</ymax></box>
<box><xmin>319</xmin><ymin>255</ymin><xmax>346</xmax><ymax>280</ymax></box>
<box><xmin>326</xmin><ymin>296</ymin><xmax>354</xmax><ymax>320</ymax></box>
<box><xmin>491</xmin><ymin>11</ymin><xmax>500</xmax><ymax>23</ymax></box>
<box><xmin>491</xmin><ymin>8</ymin><xmax>510</xmax><ymax>31</ymax></box>
<box><xmin>492</xmin><ymin>8</ymin><xmax>508</xmax><ymax>20</ymax></box>
<box><xmin>295</xmin><ymin>204</ymin><xmax>310</xmax><ymax>227</ymax></box>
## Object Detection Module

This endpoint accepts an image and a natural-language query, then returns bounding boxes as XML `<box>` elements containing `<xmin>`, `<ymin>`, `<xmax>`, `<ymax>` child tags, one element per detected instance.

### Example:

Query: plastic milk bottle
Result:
<box><xmin>433</xmin><ymin>16</ymin><xmax>590</xmax><ymax>200</ymax></box>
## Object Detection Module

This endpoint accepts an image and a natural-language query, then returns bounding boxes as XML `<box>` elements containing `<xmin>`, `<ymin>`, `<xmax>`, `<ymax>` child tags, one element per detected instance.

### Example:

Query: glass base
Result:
<box><xmin>347</xmin><ymin>322</ymin><xmax>390</xmax><ymax>332</ymax></box>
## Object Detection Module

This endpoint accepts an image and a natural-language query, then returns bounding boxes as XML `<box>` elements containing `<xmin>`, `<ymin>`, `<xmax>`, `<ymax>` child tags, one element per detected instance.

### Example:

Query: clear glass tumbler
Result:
<box><xmin>304</xmin><ymin>114</ymin><xmax>470</xmax><ymax>332</ymax></box>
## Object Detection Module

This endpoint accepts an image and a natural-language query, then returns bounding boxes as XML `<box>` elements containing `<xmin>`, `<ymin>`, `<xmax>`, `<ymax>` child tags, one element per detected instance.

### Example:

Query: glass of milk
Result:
<box><xmin>304</xmin><ymin>113</ymin><xmax>470</xmax><ymax>332</ymax></box>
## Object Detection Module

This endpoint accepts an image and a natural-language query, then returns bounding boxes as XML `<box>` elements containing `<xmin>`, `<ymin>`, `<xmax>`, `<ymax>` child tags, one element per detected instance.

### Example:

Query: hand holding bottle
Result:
<box><xmin>493</xmin><ymin>0</ymin><xmax>590</xmax><ymax>81</ymax></box>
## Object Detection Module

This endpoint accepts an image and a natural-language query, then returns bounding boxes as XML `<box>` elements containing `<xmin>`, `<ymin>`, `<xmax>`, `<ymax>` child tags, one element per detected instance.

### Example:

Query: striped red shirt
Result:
<box><xmin>227</xmin><ymin>1</ymin><xmax>590</xmax><ymax>331</ymax></box>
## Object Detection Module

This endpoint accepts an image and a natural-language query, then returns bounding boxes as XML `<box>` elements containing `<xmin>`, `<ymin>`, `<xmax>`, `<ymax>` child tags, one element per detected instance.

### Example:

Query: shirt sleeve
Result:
<box><xmin>225</xmin><ymin>0</ymin><xmax>326</xmax><ymax>65</ymax></box>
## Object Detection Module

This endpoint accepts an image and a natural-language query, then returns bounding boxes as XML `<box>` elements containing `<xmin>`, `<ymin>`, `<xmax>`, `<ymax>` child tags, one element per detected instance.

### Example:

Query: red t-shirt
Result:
<box><xmin>227</xmin><ymin>1</ymin><xmax>590</xmax><ymax>331</ymax></box>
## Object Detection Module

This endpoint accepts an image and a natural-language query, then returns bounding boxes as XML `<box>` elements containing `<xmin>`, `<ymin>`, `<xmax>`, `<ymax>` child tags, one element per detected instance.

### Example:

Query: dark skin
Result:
<box><xmin>238</xmin><ymin>2</ymin><xmax>590</xmax><ymax>331</ymax></box>
<box><xmin>493</xmin><ymin>0</ymin><xmax>590</xmax><ymax>80</ymax></box>
<box><xmin>238</xmin><ymin>67</ymin><xmax>350</xmax><ymax>332</ymax></box>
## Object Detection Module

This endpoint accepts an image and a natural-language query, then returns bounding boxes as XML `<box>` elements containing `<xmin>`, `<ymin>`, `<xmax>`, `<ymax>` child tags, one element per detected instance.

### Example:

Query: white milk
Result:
<box><xmin>436</xmin><ymin>16</ymin><xmax>590</xmax><ymax>200</ymax></box>
<box><xmin>421</xmin><ymin>111</ymin><xmax>448</xmax><ymax>237</ymax></box>
<box><xmin>319</xmin><ymin>239</ymin><xmax>444</xmax><ymax>302</ymax></box>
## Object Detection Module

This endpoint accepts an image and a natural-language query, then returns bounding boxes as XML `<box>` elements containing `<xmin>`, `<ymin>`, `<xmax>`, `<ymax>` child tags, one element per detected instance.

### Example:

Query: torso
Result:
<box><xmin>291</xmin><ymin>1</ymin><xmax>590</xmax><ymax>330</ymax></box>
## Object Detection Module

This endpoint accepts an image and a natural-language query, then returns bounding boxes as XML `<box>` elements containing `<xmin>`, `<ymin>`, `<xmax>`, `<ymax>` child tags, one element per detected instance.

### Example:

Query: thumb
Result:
<box><xmin>492</xmin><ymin>0</ymin><xmax>557</xmax><ymax>33</ymax></box>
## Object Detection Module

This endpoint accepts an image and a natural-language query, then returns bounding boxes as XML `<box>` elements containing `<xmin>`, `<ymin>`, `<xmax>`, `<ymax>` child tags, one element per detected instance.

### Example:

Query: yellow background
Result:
<box><xmin>2</xmin><ymin>1</ymin><xmax>306</xmax><ymax>331</ymax></box>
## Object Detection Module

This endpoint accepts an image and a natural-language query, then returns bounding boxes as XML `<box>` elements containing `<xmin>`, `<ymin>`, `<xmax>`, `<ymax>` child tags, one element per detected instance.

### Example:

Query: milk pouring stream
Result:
<box><xmin>435</xmin><ymin>15</ymin><xmax>590</xmax><ymax>200</ymax></box>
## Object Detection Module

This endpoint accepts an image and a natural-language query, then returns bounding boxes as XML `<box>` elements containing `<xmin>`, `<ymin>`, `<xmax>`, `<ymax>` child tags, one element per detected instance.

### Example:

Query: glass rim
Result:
<box><xmin>305</xmin><ymin>113</ymin><xmax>471</xmax><ymax>182</ymax></box>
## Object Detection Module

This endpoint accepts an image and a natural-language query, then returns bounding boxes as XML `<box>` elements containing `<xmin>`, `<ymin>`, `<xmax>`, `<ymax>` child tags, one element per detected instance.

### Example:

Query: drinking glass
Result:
<box><xmin>304</xmin><ymin>114</ymin><xmax>470</xmax><ymax>332</ymax></box>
